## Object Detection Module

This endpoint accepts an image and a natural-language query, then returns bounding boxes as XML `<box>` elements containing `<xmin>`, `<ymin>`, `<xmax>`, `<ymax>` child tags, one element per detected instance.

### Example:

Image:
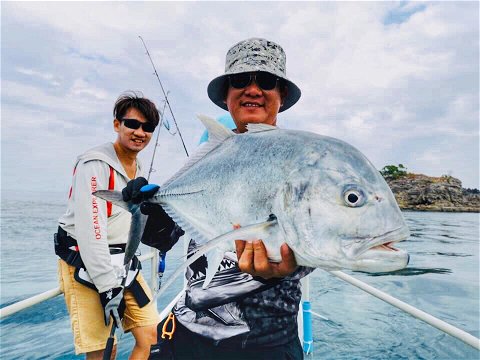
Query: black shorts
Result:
<box><xmin>149</xmin><ymin>316</ymin><xmax>304</xmax><ymax>360</ymax></box>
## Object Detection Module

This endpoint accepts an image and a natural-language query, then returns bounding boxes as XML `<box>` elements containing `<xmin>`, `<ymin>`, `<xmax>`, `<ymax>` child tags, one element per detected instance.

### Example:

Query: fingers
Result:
<box><xmin>237</xmin><ymin>241</ymin><xmax>254</xmax><ymax>273</ymax></box>
<box><xmin>275</xmin><ymin>243</ymin><xmax>298</xmax><ymax>277</ymax></box>
<box><xmin>232</xmin><ymin>219</ymin><xmax>297</xmax><ymax>279</ymax></box>
<box><xmin>235</xmin><ymin>240</ymin><xmax>246</xmax><ymax>259</ymax></box>
<box><xmin>237</xmin><ymin>240</ymin><xmax>273</xmax><ymax>278</ymax></box>
<box><xmin>237</xmin><ymin>241</ymin><xmax>297</xmax><ymax>279</ymax></box>
<box><xmin>252</xmin><ymin>240</ymin><xmax>273</xmax><ymax>278</ymax></box>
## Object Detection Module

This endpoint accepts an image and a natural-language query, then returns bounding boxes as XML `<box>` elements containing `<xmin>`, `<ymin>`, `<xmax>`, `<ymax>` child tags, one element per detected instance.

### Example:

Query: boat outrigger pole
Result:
<box><xmin>138</xmin><ymin>35</ymin><xmax>189</xmax><ymax>158</ymax></box>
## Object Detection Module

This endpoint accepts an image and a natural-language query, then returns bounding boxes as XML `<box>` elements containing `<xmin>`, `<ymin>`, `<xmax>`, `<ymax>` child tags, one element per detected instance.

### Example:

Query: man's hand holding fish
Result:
<box><xmin>235</xmin><ymin>238</ymin><xmax>298</xmax><ymax>279</ymax></box>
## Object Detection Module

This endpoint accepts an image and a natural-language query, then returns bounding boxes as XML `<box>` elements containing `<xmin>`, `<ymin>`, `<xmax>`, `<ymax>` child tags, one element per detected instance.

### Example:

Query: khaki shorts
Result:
<box><xmin>58</xmin><ymin>259</ymin><xmax>160</xmax><ymax>355</ymax></box>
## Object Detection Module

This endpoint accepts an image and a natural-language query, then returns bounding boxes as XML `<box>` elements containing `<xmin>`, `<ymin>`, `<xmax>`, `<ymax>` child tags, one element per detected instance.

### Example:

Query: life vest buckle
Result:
<box><xmin>161</xmin><ymin>312</ymin><xmax>176</xmax><ymax>340</ymax></box>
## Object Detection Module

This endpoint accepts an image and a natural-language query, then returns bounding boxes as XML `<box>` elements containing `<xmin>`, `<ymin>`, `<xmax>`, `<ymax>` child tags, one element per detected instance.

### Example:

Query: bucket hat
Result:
<box><xmin>207</xmin><ymin>38</ymin><xmax>301</xmax><ymax>112</ymax></box>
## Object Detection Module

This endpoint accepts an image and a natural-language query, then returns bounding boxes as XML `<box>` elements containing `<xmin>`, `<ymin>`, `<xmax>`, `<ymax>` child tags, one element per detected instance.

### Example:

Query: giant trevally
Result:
<box><xmin>95</xmin><ymin>115</ymin><xmax>410</xmax><ymax>294</ymax></box>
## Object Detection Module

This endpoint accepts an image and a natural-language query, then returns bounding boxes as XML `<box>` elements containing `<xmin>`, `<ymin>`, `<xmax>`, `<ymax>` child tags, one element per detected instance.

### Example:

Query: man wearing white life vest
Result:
<box><xmin>56</xmin><ymin>92</ymin><xmax>164</xmax><ymax>359</ymax></box>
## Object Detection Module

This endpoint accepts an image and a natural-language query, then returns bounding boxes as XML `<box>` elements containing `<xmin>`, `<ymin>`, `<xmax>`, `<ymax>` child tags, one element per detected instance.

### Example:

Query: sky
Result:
<box><xmin>1</xmin><ymin>1</ymin><xmax>479</xmax><ymax>198</ymax></box>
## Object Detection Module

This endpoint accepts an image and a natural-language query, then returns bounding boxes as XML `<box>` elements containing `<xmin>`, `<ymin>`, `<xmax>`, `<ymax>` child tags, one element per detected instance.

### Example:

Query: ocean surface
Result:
<box><xmin>1</xmin><ymin>190</ymin><xmax>478</xmax><ymax>359</ymax></box>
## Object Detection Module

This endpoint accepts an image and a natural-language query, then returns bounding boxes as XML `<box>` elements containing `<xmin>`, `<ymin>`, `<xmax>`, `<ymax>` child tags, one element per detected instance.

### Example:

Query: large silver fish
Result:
<box><xmin>96</xmin><ymin>115</ymin><xmax>410</xmax><ymax>292</ymax></box>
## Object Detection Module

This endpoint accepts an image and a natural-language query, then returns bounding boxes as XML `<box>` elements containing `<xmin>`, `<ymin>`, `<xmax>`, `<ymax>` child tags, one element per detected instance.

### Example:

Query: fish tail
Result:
<box><xmin>125</xmin><ymin>205</ymin><xmax>147</xmax><ymax>265</ymax></box>
<box><xmin>93</xmin><ymin>190</ymin><xmax>145</xmax><ymax>265</ymax></box>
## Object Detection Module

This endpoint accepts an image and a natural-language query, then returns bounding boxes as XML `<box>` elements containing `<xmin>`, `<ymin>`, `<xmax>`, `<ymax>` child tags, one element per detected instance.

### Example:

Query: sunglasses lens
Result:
<box><xmin>229</xmin><ymin>72</ymin><xmax>278</xmax><ymax>91</ymax></box>
<box><xmin>142</xmin><ymin>123</ymin><xmax>155</xmax><ymax>133</ymax></box>
<box><xmin>256</xmin><ymin>72</ymin><xmax>278</xmax><ymax>90</ymax></box>
<box><xmin>123</xmin><ymin>119</ymin><xmax>141</xmax><ymax>130</ymax></box>
<box><xmin>230</xmin><ymin>73</ymin><xmax>251</xmax><ymax>89</ymax></box>
<box><xmin>122</xmin><ymin>119</ymin><xmax>155</xmax><ymax>133</ymax></box>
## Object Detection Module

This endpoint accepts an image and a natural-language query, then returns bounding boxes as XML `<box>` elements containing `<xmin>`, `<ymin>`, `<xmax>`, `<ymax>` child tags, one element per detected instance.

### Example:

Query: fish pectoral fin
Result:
<box><xmin>154</xmin><ymin>215</ymin><xmax>278</xmax><ymax>301</ymax></box>
<box><xmin>203</xmin><ymin>249</ymin><xmax>225</xmax><ymax>289</ymax></box>
<box><xmin>93</xmin><ymin>190</ymin><xmax>129</xmax><ymax>211</ymax></box>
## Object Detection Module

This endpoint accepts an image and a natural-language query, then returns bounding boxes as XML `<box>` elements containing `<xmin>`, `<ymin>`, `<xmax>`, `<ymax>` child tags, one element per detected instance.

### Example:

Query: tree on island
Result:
<box><xmin>380</xmin><ymin>164</ymin><xmax>408</xmax><ymax>180</ymax></box>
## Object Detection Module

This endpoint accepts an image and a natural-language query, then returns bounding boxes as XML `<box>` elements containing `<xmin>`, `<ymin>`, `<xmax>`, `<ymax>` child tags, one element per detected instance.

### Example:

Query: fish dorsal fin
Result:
<box><xmin>198</xmin><ymin>114</ymin><xmax>235</xmax><ymax>142</ymax></box>
<box><xmin>161</xmin><ymin>114</ymin><xmax>235</xmax><ymax>189</ymax></box>
<box><xmin>246</xmin><ymin>123</ymin><xmax>278</xmax><ymax>133</ymax></box>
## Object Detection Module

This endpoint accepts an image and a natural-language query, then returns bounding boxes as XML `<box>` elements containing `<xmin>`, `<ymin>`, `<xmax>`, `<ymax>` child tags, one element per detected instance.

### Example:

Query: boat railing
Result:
<box><xmin>0</xmin><ymin>252</ymin><xmax>156</xmax><ymax>319</ymax></box>
<box><xmin>1</xmin><ymin>251</ymin><xmax>479</xmax><ymax>353</ymax></box>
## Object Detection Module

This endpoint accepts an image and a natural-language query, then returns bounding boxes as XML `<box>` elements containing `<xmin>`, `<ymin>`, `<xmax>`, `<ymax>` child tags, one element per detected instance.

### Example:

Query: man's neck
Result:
<box><xmin>113</xmin><ymin>142</ymin><xmax>137</xmax><ymax>179</ymax></box>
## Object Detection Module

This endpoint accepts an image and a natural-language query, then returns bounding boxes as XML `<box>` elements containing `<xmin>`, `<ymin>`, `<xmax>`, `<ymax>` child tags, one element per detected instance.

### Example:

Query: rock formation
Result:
<box><xmin>385</xmin><ymin>174</ymin><xmax>479</xmax><ymax>212</ymax></box>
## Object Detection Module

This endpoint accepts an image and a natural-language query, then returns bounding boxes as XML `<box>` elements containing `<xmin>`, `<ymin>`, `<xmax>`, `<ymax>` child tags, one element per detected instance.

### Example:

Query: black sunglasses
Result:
<box><xmin>229</xmin><ymin>72</ymin><xmax>279</xmax><ymax>91</ymax></box>
<box><xmin>121</xmin><ymin>118</ymin><xmax>156</xmax><ymax>133</ymax></box>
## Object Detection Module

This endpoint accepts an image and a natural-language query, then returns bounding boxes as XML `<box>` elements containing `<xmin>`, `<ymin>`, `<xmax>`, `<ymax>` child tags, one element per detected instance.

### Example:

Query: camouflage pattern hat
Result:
<box><xmin>207</xmin><ymin>38</ymin><xmax>301</xmax><ymax>112</ymax></box>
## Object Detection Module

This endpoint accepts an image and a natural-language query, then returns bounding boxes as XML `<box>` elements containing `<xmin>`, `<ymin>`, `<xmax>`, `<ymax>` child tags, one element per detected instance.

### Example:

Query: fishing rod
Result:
<box><xmin>139</xmin><ymin>36</ymin><xmax>189</xmax><ymax>308</ymax></box>
<box><xmin>139</xmin><ymin>35</ymin><xmax>189</xmax><ymax>158</ymax></box>
<box><xmin>147</xmin><ymin>98</ymin><xmax>169</xmax><ymax>181</ymax></box>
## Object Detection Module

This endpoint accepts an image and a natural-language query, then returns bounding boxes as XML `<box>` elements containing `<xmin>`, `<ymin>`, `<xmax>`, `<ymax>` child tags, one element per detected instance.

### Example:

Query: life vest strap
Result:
<box><xmin>54</xmin><ymin>226</ymin><xmax>149</xmax><ymax>307</ymax></box>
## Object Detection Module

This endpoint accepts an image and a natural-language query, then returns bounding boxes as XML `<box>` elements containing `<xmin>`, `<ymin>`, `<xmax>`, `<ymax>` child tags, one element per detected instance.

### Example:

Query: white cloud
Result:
<box><xmin>15</xmin><ymin>67</ymin><xmax>61</xmax><ymax>86</ymax></box>
<box><xmin>1</xmin><ymin>1</ymin><xmax>478</xmax><ymax>190</ymax></box>
<box><xmin>69</xmin><ymin>79</ymin><xmax>110</xmax><ymax>100</ymax></box>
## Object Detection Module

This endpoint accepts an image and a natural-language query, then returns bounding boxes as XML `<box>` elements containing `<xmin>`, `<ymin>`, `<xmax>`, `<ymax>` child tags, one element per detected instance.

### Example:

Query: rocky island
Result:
<box><xmin>381</xmin><ymin>165</ymin><xmax>479</xmax><ymax>212</ymax></box>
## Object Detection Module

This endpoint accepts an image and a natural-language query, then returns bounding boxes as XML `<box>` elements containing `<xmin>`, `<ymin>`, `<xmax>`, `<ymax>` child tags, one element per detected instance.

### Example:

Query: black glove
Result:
<box><xmin>140</xmin><ymin>203</ymin><xmax>185</xmax><ymax>253</ymax></box>
<box><xmin>99</xmin><ymin>286</ymin><xmax>125</xmax><ymax>330</ymax></box>
<box><xmin>122</xmin><ymin>177</ymin><xmax>149</xmax><ymax>204</ymax></box>
<box><xmin>122</xmin><ymin>177</ymin><xmax>160</xmax><ymax>204</ymax></box>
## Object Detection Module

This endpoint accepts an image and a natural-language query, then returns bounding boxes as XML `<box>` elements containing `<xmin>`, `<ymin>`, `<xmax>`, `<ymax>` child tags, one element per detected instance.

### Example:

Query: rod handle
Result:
<box><xmin>102</xmin><ymin>327</ymin><xmax>116</xmax><ymax>360</ymax></box>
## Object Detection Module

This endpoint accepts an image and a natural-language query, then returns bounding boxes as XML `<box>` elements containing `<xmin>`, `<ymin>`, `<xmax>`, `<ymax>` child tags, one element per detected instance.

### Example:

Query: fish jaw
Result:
<box><xmin>341</xmin><ymin>225</ymin><xmax>411</xmax><ymax>273</ymax></box>
<box><xmin>349</xmin><ymin>244</ymin><xmax>410</xmax><ymax>273</ymax></box>
<box><xmin>291</xmin><ymin>226</ymin><xmax>410</xmax><ymax>273</ymax></box>
<box><xmin>342</xmin><ymin>225</ymin><xmax>410</xmax><ymax>259</ymax></box>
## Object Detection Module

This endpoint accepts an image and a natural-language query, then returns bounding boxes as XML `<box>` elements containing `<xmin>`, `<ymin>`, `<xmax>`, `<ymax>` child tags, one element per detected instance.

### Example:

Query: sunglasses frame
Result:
<box><xmin>121</xmin><ymin>118</ymin><xmax>156</xmax><ymax>133</ymax></box>
<box><xmin>229</xmin><ymin>72</ymin><xmax>279</xmax><ymax>91</ymax></box>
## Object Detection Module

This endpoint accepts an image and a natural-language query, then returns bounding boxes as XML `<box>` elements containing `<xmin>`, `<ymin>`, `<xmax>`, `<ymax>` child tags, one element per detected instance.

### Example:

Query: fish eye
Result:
<box><xmin>343</xmin><ymin>186</ymin><xmax>366</xmax><ymax>207</ymax></box>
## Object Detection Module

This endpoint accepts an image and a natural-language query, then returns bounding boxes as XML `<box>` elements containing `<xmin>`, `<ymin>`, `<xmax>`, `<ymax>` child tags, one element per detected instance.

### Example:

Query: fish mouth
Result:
<box><xmin>343</xmin><ymin>226</ymin><xmax>410</xmax><ymax>259</ymax></box>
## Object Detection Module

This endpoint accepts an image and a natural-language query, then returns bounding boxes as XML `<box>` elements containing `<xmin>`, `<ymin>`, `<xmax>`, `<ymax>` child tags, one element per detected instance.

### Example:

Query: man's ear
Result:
<box><xmin>223</xmin><ymin>82</ymin><xmax>230</xmax><ymax>105</ymax></box>
<box><xmin>280</xmin><ymin>86</ymin><xmax>288</xmax><ymax>107</ymax></box>
<box><xmin>113</xmin><ymin>118</ymin><xmax>121</xmax><ymax>133</ymax></box>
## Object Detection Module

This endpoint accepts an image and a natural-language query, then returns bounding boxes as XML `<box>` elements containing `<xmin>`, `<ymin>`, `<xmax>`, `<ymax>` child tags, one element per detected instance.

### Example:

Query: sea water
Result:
<box><xmin>1</xmin><ymin>190</ymin><xmax>478</xmax><ymax>359</ymax></box>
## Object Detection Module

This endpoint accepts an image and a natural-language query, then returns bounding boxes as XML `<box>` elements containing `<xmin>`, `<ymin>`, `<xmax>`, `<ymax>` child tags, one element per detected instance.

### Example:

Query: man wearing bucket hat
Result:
<box><xmin>206</xmin><ymin>38</ymin><xmax>302</xmax><ymax>280</ymax></box>
<box><xmin>136</xmin><ymin>38</ymin><xmax>312</xmax><ymax>360</ymax></box>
